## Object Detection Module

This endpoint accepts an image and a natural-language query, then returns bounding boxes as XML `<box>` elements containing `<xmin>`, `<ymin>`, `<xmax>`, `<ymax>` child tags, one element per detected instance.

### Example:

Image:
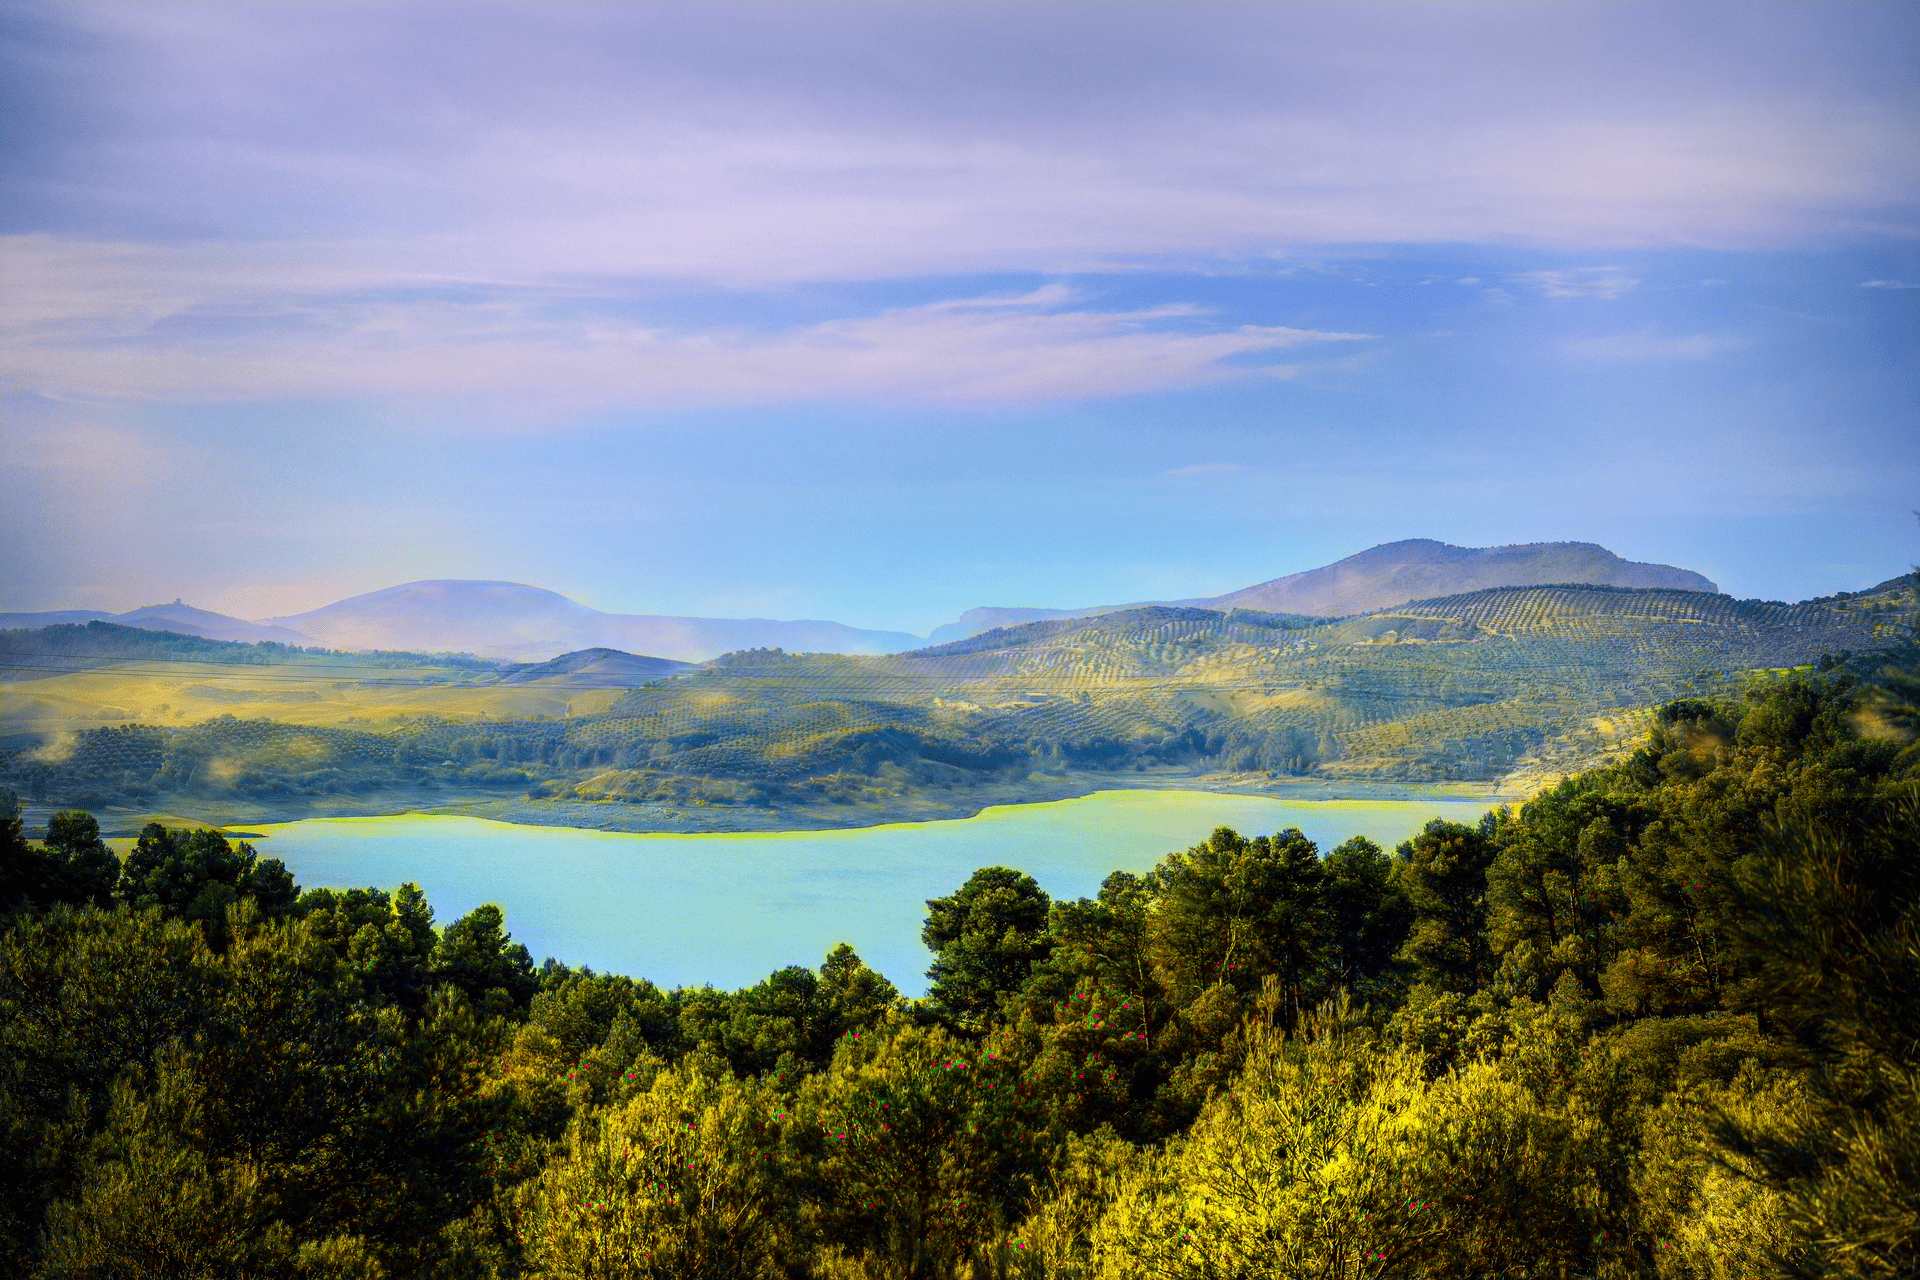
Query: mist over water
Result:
<box><xmin>249</xmin><ymin>790</ymin><xmax>1495</xmax><ymax>995</ymax></box>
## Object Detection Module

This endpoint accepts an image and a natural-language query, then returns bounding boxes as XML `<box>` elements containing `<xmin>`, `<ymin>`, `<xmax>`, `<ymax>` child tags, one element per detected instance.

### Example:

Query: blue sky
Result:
<box><xmin>2</xmin><ymin>1</ymin><xmax>1916</xmax><ymax>634</ymax></box>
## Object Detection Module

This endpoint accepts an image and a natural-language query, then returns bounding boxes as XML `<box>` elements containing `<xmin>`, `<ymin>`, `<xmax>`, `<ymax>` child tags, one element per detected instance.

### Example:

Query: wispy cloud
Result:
<box><xmin>1861</xmin><ymin>279</ymin><xmax>1918</xmax><ymax>288</ymax></box>
<box><xmin>1511</xmin><ymin>268</ymin><xmax>1642</xmax><ymax>300</ymax></box>
<box><xmin>1</xmin><ymin>269</ymin><xmax>1373</xmax><ymax>413</ymax></box>
<box><xmin>1563</xmin><ymin>329</ymin><xmax>1746</xmax><ymax>361</ymax></box>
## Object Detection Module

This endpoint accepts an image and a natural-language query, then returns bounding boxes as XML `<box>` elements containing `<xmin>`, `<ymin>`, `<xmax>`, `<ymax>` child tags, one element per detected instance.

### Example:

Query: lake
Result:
<box><xmin>245</xmin><ymin>789</ymin><xmax>1497</xmax><ymax>996</ymax></box>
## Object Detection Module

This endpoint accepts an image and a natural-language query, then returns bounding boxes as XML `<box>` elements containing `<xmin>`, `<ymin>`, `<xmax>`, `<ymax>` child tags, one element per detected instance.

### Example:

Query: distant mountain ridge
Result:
<box><xmin>923</xmin><ymin>540</ymin><xmax>1719</xmax><ymax>644</ymax></box>
<box><xmin>2</xmin><ymin>541</ymin><xmax>1730</xmax><ymax>663</ymax></box>
<box><xmin>0</xmin><ymin>600</ymin><xmax>320</xmax><ymax>647</ymax></box>
<box><xmin>267</xmin><ymin>581</ymin><xmax>921</xmax><ymax>663</ymax></box>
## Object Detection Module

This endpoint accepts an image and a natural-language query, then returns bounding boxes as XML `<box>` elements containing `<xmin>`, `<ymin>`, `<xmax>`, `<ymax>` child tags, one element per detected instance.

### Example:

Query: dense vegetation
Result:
<box><xmin>2</xmin><ymin>634</ymin><xmax>1916</xmax><ymax>1275</ymax></box>
<box><xmin>3</xmin><ymin>580</ymin><xmax>1908</xmax><ymax>818</ymax></box>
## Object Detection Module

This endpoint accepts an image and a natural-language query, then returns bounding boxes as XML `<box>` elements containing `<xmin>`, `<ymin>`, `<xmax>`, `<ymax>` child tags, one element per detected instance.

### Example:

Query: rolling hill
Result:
<box><xmin>497</xmin><ymin>648</ymin><xmax>693</xmax><ymax>686</ymax></box>
<box><xmin>1185</xmin><ymin>539</ymin><xmax>1717</xmax><ymax>614</ymax></box>
<box><xmin>922</xmin><ymin>539</ymin><xmax>1719</xmax><ymax>644</ymax></box>
<box><xmin>4</xmin><ymin>575</ymin><xmax>1908</xmax><ymax>828</ymax></box>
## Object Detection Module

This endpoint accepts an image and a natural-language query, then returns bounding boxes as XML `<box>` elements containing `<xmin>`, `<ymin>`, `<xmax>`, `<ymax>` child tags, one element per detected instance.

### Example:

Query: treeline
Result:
<box><xmin>0</xmin><ymin>710</ymin><xmax>1339</xmax><ymax>817</ymax></box>
<box><xmin>0</xmin><ymin>620</ymin><xmax>501</xmax><ymax>669</ymax></box>
<box><xmin>2</xmin><ymin>648</ymin><xmax>1916</xmax><ymax>1276</ymax></box>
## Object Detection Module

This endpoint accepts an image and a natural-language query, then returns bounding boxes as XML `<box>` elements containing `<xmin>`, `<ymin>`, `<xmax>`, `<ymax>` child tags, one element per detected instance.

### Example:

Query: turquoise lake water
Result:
<box><xmin>246</xmin><ymin>790</ymin><xmax>1495</xmax><ymax>996</ymax></box>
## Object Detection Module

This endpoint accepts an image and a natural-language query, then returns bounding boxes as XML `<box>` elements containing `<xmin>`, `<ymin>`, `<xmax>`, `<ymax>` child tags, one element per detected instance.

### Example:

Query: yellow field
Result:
<box><xmin>1</xmin><ymin>661</ymin><xmax>627</xmax><ymax>733</ymax></box>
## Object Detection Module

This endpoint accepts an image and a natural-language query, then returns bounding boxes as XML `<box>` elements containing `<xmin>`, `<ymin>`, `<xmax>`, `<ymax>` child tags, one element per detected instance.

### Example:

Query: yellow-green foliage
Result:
<box><xmin>516</xmin><ymin>1056</ymin><xmax>795</xmax><ymax>1279</ymax></box>
<box><xmin>1632</xmin><ymin>1064</ymin><xmax>1802</xmax><ymax>1278</ymax></box>
<box><xmin>790</xmin><ymin>1020</ymin><xmax>1051</xmax><ymax>1276</ymax></box>
<box><xmin>1071</xmin><ymin>1003</ymin><xmax>1637</xmax><ymax>1280</ymax></box>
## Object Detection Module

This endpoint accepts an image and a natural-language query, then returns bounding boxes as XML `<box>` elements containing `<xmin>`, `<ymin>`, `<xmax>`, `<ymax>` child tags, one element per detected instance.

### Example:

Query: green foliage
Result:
<box><xmin>923</xmin><ymin>867</ymin><xmax>1053</xmax><ymax>1031</ymax></box>
<box><xmin>1148</xmin><ymin>825</ymin><xmax>1327</xmax><ymax>1031</ymax></box>
<box><xmin>0</xmin><ymin>793</ymin><xmax>120</xmax><ymax>914</ymax></box>
<box><xmin>0</xmin><ymin>902</ymin><xmax>520</xmax><ymax>1278</ymax></box>
<box><xmin>794</xmin><ymin>1020</ymin><xmax>1054</xmax><ymax>1276</ymax></box>
<box><xmin>517</xmin><ymin>1059</ymin><xmax>800</xmax><ymax>1279</ymax></box>
<box><xmin>118</xmin><ymin>823</ymin><xmax>297</xmax><ymax>942</ymax></box>
<box><xmin>1323</xmin><ymin>835</ymin><xmax>1412</xmax><ymax>1001</ymax></box>
<box><xmin>1085</xmin><ymin>1001</ymin><xmax>1638</xmax><ymax>1279</ymax></box>
<box><xmin>434</xmin><ymin>902</ymin><xmax>540</xmax><ymax>1012</ymax></box>
<box><xmin>1394</xmin><ymin>818</ymin><xmax>1498</xmax><ymax>994</ymax></box>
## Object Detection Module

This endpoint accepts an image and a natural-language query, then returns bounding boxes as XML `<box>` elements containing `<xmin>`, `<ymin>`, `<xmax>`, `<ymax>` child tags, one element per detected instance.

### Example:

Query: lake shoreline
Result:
<box><xmin>52</xmin><ymin>769</ymin><xmax>1523</xmax><ymax>841</ymax></box>
<box><xmin>204</xmin><ymin>789</ymin><xmax>1509</xmax><ymax>994</ymax></box>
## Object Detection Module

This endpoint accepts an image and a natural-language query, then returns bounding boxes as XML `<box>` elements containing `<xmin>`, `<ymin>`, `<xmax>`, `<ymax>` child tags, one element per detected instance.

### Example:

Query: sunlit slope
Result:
<box><xmin>3</xmin><ymin>581</ymin><xmax>1907</xmax><ymax>814</ymax></box>
<box><xmin>0</xmin><ymin>625</ymin><xmax>689</xmax><ymax>736</ymax></box>
<box><xmin>0</xmin><ymin>658</ymin><xmax>630</xmax><ymax>733</ymax></box>
<box><xmin>581</xmin><ymin>584</ymin><xmax>1907</xmax><ymax>784</ymax></box>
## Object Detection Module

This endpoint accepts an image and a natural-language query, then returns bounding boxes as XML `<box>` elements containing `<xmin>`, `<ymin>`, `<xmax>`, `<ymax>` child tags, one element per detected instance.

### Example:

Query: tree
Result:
<box><xmin>1149</xmin><ymin>826</ymin><xmax>1327</xmax><ymax>1032</ymax></box>
<box><xmin>43</xmin><ymin>810</ymin><xmax>119</xmax><ymax>908</ymax></box>
<box><xmin>1715</xmin><ymin>795</ymin><xmax>1920</xmax><ymax>1275</ymax></box>
<box><xmin>797</xmin><ymin>1021</ymin><xmax>1049</xmax><ymax>1277</ymax></box>
<box><xmin>923</xmin><ymin>868</ymin><xmax>1053</xmax><ymax>1031</ymax></box>
<box><xmin>432</xmin><ymin>902</ymin><xmax>539</xmax><ymax>1012</ymax></box>
<box><xmin>818</xmin><ymin>943</ymin><xmax>901</xmax><ymax>1041</ymax></box>
<box><xmin>0</xmin><ymin>789</ymin><xmax>53</xmax><ymax>913</ymax></box>
<box><xmin>517</xmin><ymin>1059</ymin><xmax>799</xmax><ymax>1279</ymax></box>
<box><xmin>115</xmin><ymin>824</ymin><xmax>296</xmax><ymax>943</ymax></box>
<box><xmin>1322</xmin><ymin>835</ymin><xmax>1411</xmax><ymax>999</ymax></box>
<box><xmin>1394</xmin><ymin>819</ymin><xmax>1497</xmax><ymax>995</ymax></box>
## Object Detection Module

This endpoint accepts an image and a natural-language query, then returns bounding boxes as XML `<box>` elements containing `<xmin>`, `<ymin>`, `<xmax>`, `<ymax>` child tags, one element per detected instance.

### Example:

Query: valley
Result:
<box><xmin>5</xmin><ymin>572</ymin><xmax>1908</xmax><ymax>834</ymax></box>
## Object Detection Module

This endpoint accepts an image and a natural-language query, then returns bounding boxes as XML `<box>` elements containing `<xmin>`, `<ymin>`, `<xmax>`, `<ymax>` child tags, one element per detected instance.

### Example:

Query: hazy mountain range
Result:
<box><xmin>1</xmin><ymin>540</ymin><xmax>1723</xmax><ymax>663</ymax></box>
<box><xmin>261</xmin><ymin>581</ymin><xmax>923</xmax><ymax>664</ymax></box>
<box><xmin>0</xmin><ymin>600</ymin><xmax>323</xmax><ymax>647</ymax></box>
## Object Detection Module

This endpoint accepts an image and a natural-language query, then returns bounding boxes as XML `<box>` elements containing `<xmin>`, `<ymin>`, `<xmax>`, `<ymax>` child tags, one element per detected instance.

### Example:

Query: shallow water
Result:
<box><xmin>247</xmin><ymin>790</ymin><xmax>1495</xmax><ymax>996</ymax></box>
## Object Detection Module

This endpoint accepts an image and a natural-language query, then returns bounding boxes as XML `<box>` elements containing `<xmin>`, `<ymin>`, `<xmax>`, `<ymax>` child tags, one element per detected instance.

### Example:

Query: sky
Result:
<box><xmin>2</xmin><ymin>1</ymin><xmax>1916</xmax><ymax>636</ymax></box>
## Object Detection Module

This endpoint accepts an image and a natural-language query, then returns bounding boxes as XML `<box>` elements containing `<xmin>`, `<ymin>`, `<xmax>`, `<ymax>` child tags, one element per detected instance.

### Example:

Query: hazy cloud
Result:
<box><xmin>7</xmin><ymin>4</ymin><xmax>1915</xmax><ymax>282</ymax></box>
<box><xmin>1511</xmin><ymin>268</ymin><xmax>1642</xmax><ymax>300</ymax></box>
<box><xmin>1861</xmin><ymin>279</ymin><xmax>1918</xmax><ymax>288</ymax></box>
<box><xmin>2</xmin><ymin>272</ymin><xmax>1373</xmax><ymax>411</ymax></box>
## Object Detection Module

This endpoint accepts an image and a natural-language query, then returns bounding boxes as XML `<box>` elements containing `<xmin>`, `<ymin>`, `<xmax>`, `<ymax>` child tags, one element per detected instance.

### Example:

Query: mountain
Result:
<box><xmin>114</xmin><ymin>601</ymin><xmax>324</xmax><ymax>646</ymax></box>
<box><xmin>498</xmin><ymin>647</ymin><xmax>691</xmax><ymax>685</ymax></box>
<box><xmin>265</xmin><ymin>580</ymin><xmax>922</xmax><ymax>663</ymax></box>
<box><xmin>577</xmin><ymin>578</ymin><xmax>1908</xmax><ymax>792</ymax></box>
<box><xmin>1182</xmin><ymin>540</ymin><xmax>1718</xmax><ymax>616</ymax></box>
<box><xmin>0</xmin><ymin>601</ymin><xmax>320</xmax><ymax>646</ymax></box>
<box><xmin>923</xmin><ymin>540</ymin><xmax>1719</xmax><ymax>643</ymax></box>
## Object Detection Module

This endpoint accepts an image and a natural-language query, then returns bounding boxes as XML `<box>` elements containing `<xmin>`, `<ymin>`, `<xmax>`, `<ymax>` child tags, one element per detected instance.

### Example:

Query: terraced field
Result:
<box><xmin>602</xmin><ymin>581</ymin><xmax>1908</xmax><ymax>786</ymax></box>
<box><xmin>3</xmin><ymin>578</ymin><xmax>1910</xmax><ymax>823</ymax></box>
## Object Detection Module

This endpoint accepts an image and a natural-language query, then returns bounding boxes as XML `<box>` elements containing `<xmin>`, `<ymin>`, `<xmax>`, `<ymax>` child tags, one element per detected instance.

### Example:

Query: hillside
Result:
<box><xmin>3</xmin><ymin>577</ymin><xmax>1907</xmax><ymax>828</ymax></box>
<box><xmin>267</xmin><ymin>580</ymin><xmax>921</xmax><ymax>662</ymax></box>
<box><xmin>922</xmin><ymin>539</ymin><xmax>1719</xmax><ymax>643</ymax></box>
<box><xmin>498</xmin><ymin>648</ymin><xmax>692</xmax><ymax>685</ymax></box>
